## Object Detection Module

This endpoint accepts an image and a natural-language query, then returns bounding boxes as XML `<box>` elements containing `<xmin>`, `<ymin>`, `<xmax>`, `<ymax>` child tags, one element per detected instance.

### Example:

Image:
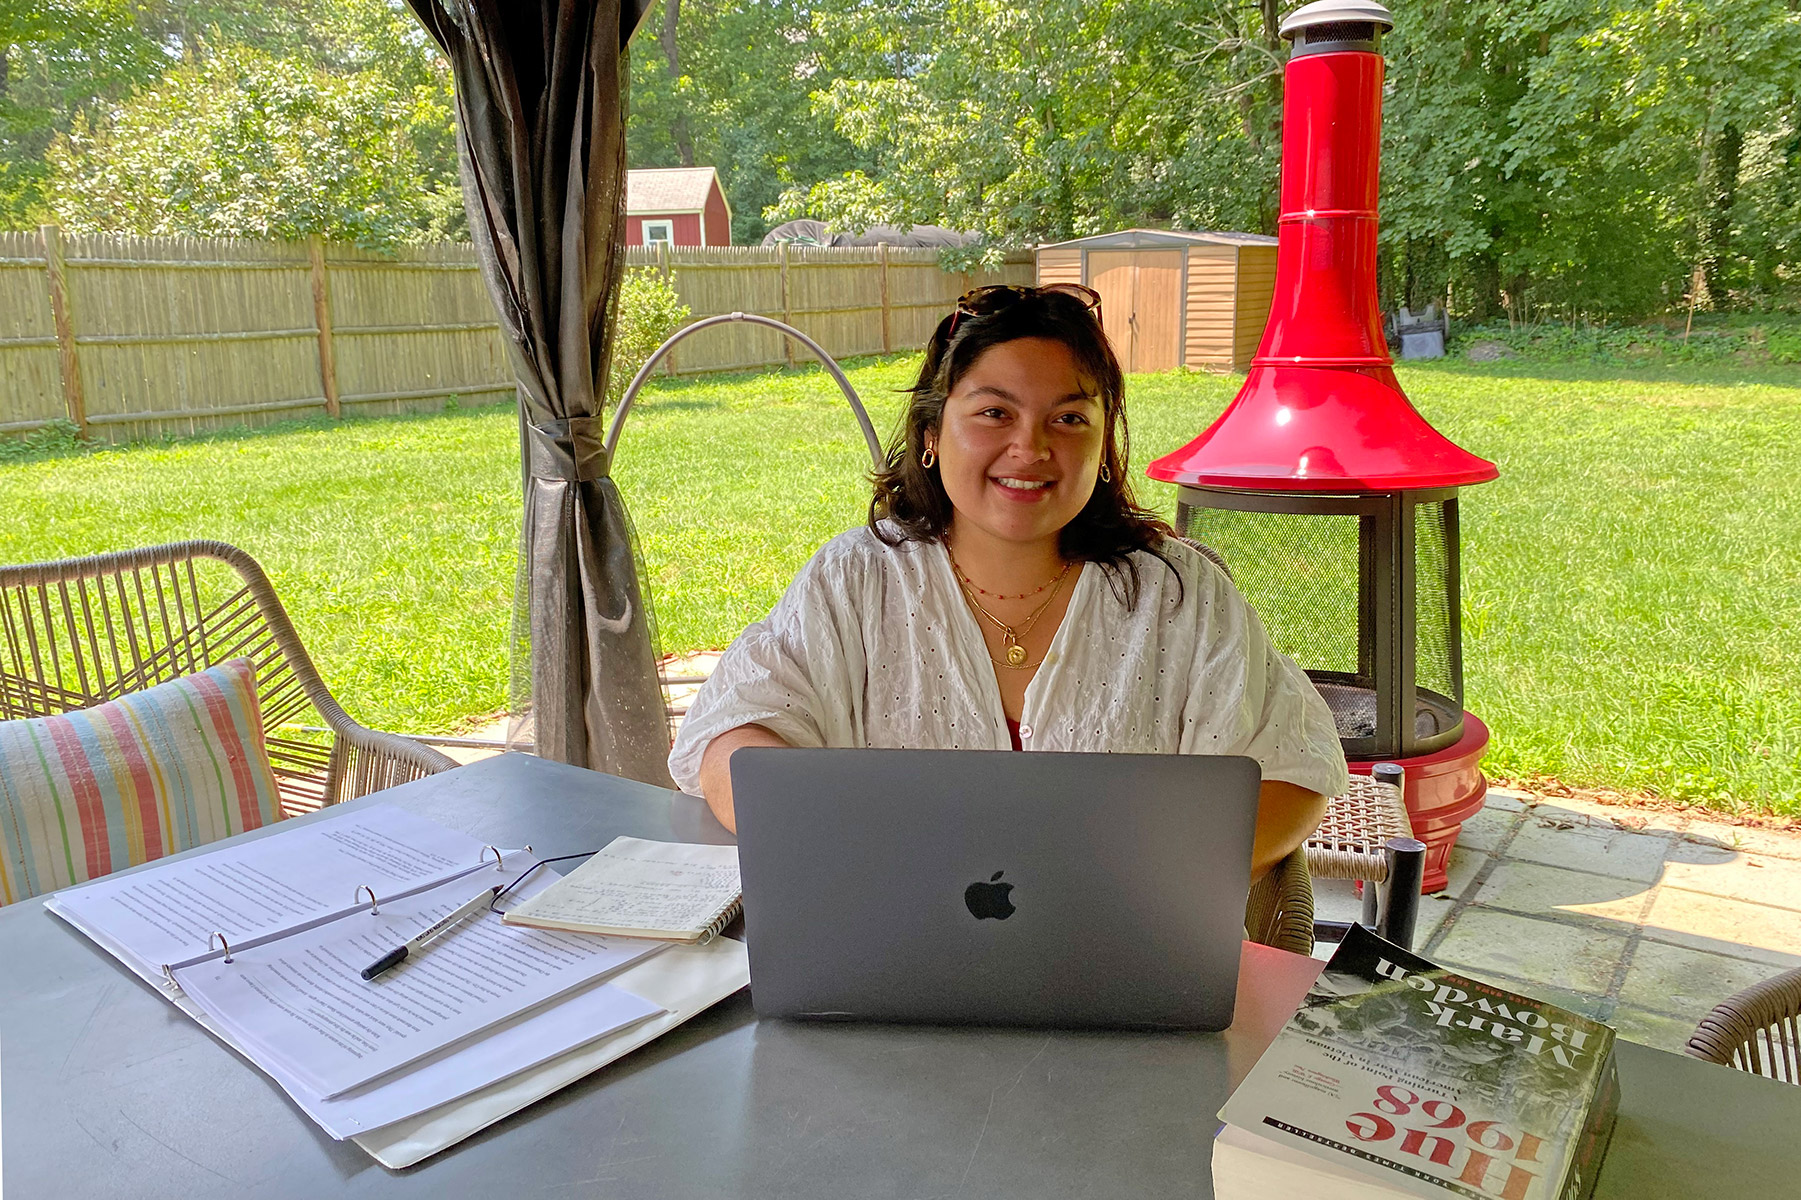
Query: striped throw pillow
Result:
<box><xmin>0</xmin><ymin>658</ymin><xmax>282</xmax><ymax>905</ymax></box>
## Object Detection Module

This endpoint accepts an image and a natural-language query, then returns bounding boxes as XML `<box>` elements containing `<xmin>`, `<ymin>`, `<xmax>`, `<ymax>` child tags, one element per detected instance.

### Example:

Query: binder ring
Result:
<box><xmin>483</xmin><ymin>844</ymin><xmax>530</xmax><ymax>871</ymax></box>
<box><xmin>356</xmin><ymin>885</ymin><xmax>380</xmax><ymax>915</ymax></box>
<box><xmin>209</xmin><ymin>932</ymin><xmax>233</xmax><ymax>964</ymax></box>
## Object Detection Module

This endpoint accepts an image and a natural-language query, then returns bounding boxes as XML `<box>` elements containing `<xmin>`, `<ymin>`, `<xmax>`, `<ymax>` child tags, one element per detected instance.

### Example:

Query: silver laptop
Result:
<box><xmin>730</xmin><ymin>748</ymin><xmax>1261</xmax><ymax>1031</ymax></box>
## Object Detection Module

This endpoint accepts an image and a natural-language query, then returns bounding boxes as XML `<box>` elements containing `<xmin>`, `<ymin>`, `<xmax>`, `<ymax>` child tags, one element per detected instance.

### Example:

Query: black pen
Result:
<box><xmin>360</xmin><ymin>885</ymin><xmax>503</xmax><ymax>980</ymax></box>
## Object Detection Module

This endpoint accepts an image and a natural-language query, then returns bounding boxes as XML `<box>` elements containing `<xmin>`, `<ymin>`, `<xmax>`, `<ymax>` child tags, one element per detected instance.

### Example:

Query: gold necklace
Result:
<box><xmin>957</xmin><ymin>562</ymin><xmax>1072</xmax><ymax>668</ymax></box>
<box><xmin>985</xmin><ymin>647</ymin><xmax>1046</xmax><ymax>671</ymax></box>
<box><xmin>949</xmin><ymin>555</ymin><xmax>1065</xmax><ymax>601</ymax></box>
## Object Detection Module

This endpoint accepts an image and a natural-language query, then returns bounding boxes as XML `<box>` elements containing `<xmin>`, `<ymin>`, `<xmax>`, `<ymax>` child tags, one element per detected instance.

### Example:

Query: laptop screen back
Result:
<box><xmin>731</xmin><ymin>748</ymin><xmax>1261</xmax><ymax>1031</ymax></box>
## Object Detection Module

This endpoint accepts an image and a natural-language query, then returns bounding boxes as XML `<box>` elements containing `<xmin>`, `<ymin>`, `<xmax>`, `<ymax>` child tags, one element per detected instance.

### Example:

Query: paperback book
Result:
<box><xmin>1217</xmin><ymin>925</ymin><xmax>1618</xmax><ymax>1200</ymax></box>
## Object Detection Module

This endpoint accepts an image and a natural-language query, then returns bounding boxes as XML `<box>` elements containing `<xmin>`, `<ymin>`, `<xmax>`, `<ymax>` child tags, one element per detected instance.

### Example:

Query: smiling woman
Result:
<box><xmin>670</xmin><ymin>285</ymin><xmax>1348</xmax><ymax>881</ymax></box>
<box><xmin>934</xmin><ymin>337</ymin><xmax>1106</xmax><ymax>558</ymax></box>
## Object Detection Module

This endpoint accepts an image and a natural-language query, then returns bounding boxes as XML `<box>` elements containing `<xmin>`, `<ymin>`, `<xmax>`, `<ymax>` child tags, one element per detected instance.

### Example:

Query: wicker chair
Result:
<box><xmin>0</xmin><ymin>541</ymin><xmax>456</xmax><ymax>815</ymax></box>
<box><xmin>1245</xmin><ymin>845</ymin><xmax>1316</xmax><ymax>955</ymax></box>
<box><xmin>1686</xmin><ymin>967</ymin><xmax>1801</xmax><ymax>1083</ymax></box>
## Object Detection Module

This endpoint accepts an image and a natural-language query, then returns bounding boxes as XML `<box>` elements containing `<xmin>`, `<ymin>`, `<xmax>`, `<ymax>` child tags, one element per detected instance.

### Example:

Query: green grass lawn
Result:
<box><xmin>4</xmin><ymin>354</ymin><xmax>1799</xmax><ymax>814</ymax></box>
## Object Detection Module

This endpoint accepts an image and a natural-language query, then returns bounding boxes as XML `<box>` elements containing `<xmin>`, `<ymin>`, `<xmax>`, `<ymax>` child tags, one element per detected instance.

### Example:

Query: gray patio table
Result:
<box><xmin>3</xmin><ymin>752</ymin><xmax>1798</xmax><ymax>1199</ymax></box>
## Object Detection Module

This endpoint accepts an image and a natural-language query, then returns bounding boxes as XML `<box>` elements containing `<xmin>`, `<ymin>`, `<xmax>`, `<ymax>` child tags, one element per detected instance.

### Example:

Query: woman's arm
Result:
<box><xmin>1251</xmin><ymin>779</ymin><xmax>1328</xmax><ymax>882</ymax></box>
<box><xmin>696</xmin><ymin>722</ymin><xmax>793</xmax><ymax>833</ymax></box>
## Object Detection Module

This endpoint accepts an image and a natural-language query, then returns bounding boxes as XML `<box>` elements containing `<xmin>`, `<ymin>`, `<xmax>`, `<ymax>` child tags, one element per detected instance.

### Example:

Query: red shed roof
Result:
<box><xmin>626</xmin><ymin>167</ymin><xmax>728</xmax><ymax>219</ymax></box>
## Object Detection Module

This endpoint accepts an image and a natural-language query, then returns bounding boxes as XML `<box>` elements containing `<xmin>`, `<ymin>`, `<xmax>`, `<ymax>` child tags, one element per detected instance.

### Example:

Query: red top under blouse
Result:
<box><xmin>1005</xmin><ymin>718</ymin><xmax>1022</xmax><ymax>751</ymax></box>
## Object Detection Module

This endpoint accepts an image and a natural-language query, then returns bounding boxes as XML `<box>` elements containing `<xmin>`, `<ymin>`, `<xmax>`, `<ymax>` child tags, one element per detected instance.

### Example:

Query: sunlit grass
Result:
<box><xmin>2</xmin><ymin>408</ymin><xmax>522</xmax><ymax>737</ymax></box>
<box><xmin>4</xmin><ymin>353</ymin><xmax>1799</xmax><ymax>813</ymax></box>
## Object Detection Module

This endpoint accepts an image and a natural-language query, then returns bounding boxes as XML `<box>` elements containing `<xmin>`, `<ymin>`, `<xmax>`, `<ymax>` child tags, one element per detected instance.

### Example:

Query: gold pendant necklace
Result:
<box><xmin>954</xmin><ymin>559</ymin><xmax>1072</xmax><ymax>669</ymax></box>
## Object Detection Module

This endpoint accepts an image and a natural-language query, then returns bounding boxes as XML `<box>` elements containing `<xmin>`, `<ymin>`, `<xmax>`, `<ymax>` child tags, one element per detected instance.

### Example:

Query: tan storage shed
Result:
<box><xmin>1035</xmin><ymin>229</ymin><xmax>1278</xmax><ymax>373</ymax></box>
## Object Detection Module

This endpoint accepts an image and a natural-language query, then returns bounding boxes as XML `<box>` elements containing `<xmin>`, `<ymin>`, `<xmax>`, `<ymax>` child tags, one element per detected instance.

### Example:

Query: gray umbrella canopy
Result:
<box><xmin>406</xmin><ymin>0</ymin><xmax>672</xmax><ymax>786</ymax></box>
<box><xmin>761</xmin><ymin>218</ymin><xmax>980</xmax><ymax>249</ymax></box>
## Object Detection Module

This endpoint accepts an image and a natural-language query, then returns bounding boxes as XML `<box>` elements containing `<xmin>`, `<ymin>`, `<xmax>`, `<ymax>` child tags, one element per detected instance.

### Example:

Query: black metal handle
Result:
<box><xmin>1377</xmin><ymin>837</ymin><xmax>1428</xmax><ymax>950</ymax></box>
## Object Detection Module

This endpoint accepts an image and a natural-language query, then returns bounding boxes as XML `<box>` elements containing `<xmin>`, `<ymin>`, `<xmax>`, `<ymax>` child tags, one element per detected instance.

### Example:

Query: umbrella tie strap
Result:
<box><xmin>526</xmin><ymin>417</ymin><xmax>610</xmax><ymax>482</ymax></box>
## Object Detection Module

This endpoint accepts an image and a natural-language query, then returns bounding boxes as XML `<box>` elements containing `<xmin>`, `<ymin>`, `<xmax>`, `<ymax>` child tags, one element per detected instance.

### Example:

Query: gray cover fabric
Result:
<box><xmin>407</xmin><ymin>0</ymin><xmax>672</xmax><ymax>785</ymax></box>
<box><xmin>761</xmin><ymin>218</ymin><xmax>980</xmax><ymax>249</ymax></box>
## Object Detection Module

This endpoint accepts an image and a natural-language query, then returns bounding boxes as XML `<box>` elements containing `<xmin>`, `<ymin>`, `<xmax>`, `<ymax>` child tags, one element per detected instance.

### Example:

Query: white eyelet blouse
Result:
<box><xmin>667</xmin><ymin>525</ymin><xmax>1350</xmax><ymax>800</ymax></box>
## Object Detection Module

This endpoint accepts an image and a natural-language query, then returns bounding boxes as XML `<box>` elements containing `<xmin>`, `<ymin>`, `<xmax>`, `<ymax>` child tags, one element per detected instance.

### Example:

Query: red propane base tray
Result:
<box><xmin>1350</xmin><ymin>712</ymin><xmax>1490</xmax><ymax>894</ymax></box>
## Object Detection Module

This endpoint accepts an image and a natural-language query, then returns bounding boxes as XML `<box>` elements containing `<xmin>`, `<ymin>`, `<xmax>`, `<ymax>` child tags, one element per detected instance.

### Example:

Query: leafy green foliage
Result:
<box><xmin>3</xmin><ymin>0</ymin><xmax>462</xmax><ymax>243</ymax></box>
<box><xmin>607</xmin><ymin>269</ymin><xmax>692</xmax><ymax>411</ymax></box>
<box><xmin>47</xmin><ymin>43</ymin><xmax>457</xmax><ymax>247</ymax></box>
<box><xmin>0</xmin><ymin>419</ymin><xmax>83</xmax><ymax>463</ymax></box>
<box><xmin>1380</xmin><ymin>0</ymin><xmax>1801</xmax><ymax>318</ymax></box>
<box><xmin>626</xmin><ymin>0</ymin><xmax>1801</xmax><ymax>316</ymax></box>
<box><xmin>761</xmin><ymin>1</ymin><xmax>1264</xmax><ymax>255</ymax></box>
<box><xmin>0</xmin><ymin>0</ymin><xmax>169</xmax><ymax>225</ymax></box>
<box><xmin>1450</xmin><ymin>317</ymin><xmax>1801</xmax><ymax>366</ymax></box>
<box><xmin>7</xmin><ymin>0</ymin><xmax>1797</xmax><ymax>307</ymax></box>
<box><xmin>625</xmin><ymin>0</ymin><xmax>872</xmax><ymax>245</ymax></box>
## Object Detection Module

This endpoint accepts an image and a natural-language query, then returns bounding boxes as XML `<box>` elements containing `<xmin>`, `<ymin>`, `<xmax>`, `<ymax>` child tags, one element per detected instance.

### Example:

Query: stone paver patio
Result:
<box><xmin>1317</xmin><ymin>789</ymin><xmax>1801</xmax><ymax>1055</ymax></box>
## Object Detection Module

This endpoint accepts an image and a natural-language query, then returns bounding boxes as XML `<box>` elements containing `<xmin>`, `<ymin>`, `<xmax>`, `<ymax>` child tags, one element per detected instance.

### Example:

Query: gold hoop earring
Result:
<box><xmin>920</xmin><ymin>445</ymin><xmax>937</xmax><ymax>469</ymax></box>
<box><xmin>1100</xmin><ymin>462</ymin><xmax>1111</xmax><ymax>483</ymax></box>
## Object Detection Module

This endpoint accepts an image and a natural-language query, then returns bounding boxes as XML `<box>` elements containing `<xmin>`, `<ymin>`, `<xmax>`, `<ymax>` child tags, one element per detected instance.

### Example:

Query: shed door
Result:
<box><xmin>1087</xmin><ymin>251</ymin><xmax>1138</xmax><ymax>370</ymax></box>
<box><xmin>1085</xmin><ymin>250</ymin><xmax>1184</xmax><ymax>372</ymax></box>
<box><xmin>1133</xmin><ymin>251</ymin><xmax>1184</xmax><ymax>372</ymax></box>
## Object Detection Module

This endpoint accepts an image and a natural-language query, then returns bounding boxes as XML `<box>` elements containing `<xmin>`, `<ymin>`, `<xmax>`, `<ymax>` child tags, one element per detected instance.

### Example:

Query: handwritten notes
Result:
<box><xmin>501</xmin><ymin>838</ymin><xmax>741</xmax><ymax>941</ymax></box>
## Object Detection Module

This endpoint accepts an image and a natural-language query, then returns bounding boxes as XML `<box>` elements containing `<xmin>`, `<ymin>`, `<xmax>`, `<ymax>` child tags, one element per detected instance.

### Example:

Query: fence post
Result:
<box><xmin>657</xmin><ymin>240</ymin><xmax>677</xmax><ymax>376</ymax></box>
<box><xmin>879</xmin><ymin>242</ymin><xmax>891</xmax><ymax>354</ymax></box>
<box><xmin>778</xmin><ymin>241</ymin><xmax>794</xmax><ymax>367</ymax></box>
<box><xmin>307</xmin><ymin>235</ymin><xmax>341</xmax><ymax>418</ymax></box>
<box><xmin>38</xmin><ymin>224</ymin><xmax>87</xmax><ymax>436</ymax></box>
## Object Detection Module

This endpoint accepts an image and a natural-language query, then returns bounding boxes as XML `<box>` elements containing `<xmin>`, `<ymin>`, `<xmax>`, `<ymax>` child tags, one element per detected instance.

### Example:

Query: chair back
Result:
<box><xmin>3</xmin><ymin>541</ymin><xmax>376</xmax><ymax>812</ymax></box>
<box><xmin>1245</xmin><ymin>845</ymin><xmax>1316</xmax><ymax>955</ymax></box>
<box><xmin>1688</xmin><ymin>966</ymin><xmax>1801</xmax><ymax>1084</ymax></box>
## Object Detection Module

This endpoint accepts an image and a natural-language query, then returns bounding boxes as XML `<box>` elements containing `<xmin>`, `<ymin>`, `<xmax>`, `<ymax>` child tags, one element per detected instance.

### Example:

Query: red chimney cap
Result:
<box><xmin>1280</xmin><ymin>1</ymin><xmax>1394</xmax><ymax>38</ymax></box>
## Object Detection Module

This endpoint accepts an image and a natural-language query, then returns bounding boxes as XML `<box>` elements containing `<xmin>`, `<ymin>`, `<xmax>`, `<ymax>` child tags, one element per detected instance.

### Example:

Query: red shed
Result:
<box><xmin>624</xmin><ymin>167</ymin><xmax>733</xmax><ymax>248</ymax></box>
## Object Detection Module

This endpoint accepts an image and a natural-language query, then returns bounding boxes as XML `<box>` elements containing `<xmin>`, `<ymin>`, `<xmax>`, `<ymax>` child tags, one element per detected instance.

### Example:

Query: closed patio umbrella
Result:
<box><xmin>406</xmin><ymin>0</ymin><xmax>673</xmax><ymax>785</ymax></box>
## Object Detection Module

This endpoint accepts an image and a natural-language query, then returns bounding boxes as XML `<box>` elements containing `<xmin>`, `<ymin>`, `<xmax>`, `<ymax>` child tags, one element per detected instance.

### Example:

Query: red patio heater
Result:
<box><xmin>1146</xmin><ymin>0</ymin><xmax>1497</xmax><ymax>893</ymax></box>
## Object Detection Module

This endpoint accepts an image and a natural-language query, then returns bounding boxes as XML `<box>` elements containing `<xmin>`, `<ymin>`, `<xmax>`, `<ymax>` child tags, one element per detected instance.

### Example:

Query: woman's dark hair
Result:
<box><xmin>868</xmin><ymin>287</ymin><xmax>1180</xmax><ymax>608</ymax></box>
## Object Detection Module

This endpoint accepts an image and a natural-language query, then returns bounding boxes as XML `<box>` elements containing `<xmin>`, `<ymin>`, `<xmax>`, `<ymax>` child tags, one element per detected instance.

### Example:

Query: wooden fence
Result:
<box><xmin>620</xmin><ymin>243</ymin><xmax>1033</xmax><ymax>375</ymax></box>
<box><xmin>0</xmin><ymin>229</ymin><xmax>1032</xmax><ymax>442</ymax></box>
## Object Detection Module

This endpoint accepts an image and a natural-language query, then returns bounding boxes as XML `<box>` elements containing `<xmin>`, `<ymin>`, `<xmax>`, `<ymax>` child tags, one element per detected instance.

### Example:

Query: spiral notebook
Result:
<box><xmin>501</xmin><ymin>836</ymin><xmax>742</xmax><ymax>942</ymax></box>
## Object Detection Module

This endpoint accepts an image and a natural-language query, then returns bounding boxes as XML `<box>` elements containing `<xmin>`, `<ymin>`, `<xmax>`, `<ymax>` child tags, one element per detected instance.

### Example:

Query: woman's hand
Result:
<box><xmin>695</xmin><ymin>723</ymin><xmax>793</xmax><ymax>833</ymax></box>
<box><xmin>1250</xmin><ymin>780</ymin><xmax>1328</xmax><ymax>882</ymax></box>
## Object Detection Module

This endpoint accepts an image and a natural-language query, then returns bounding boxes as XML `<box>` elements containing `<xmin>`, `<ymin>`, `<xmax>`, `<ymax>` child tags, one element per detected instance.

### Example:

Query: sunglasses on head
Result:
<box><xmin>946</xmin><ymin>283</ymin><xmax>1103</xmax><ymax>337</ymax></box>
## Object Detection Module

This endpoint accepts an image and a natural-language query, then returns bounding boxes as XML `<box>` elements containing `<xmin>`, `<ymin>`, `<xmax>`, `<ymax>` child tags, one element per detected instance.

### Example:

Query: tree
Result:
<box><xmin>724</xmin><ymin>0</ymin><xmax>1800</xmax><ymax>316</ymax></box>
<box><xmin>762</xmin><ymin>0</ymin><xmax>1228</xmax><ymax>255</ymax></box>
<box><xmin>0</xmin><ymin>0</ymin><xmax>168</xmax><ymax>225</ymax></box>
<box><xmin>626</xmin><ymin>0</ymin><xmax>872</xmax><ymax>245</ymax></box>
<box><xmin>1382</xmin><ymin>0</ymin><xmax>1801</xmax><ymax>318</ymax></box>
<box><xmin>46</xmin><ymin>43</ymin><xmax>458</xmax><ymax>247</ymax></box>
<box><xmin>6</xmin><ymin>0</ymin><xmax>462</xmax><ymax>241</ymax></box>
<box><xmin>7</xmin><ymin>0</ymin><xmax>1798</xmax><ymax>313</ymax></box>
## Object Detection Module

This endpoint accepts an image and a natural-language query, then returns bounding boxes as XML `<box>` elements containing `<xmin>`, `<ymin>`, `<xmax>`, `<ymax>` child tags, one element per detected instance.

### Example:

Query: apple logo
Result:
<box><xmin>964</xmin><ymin>871</ymin><xmax>1016</xmax><ymax>920</ymax></box>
